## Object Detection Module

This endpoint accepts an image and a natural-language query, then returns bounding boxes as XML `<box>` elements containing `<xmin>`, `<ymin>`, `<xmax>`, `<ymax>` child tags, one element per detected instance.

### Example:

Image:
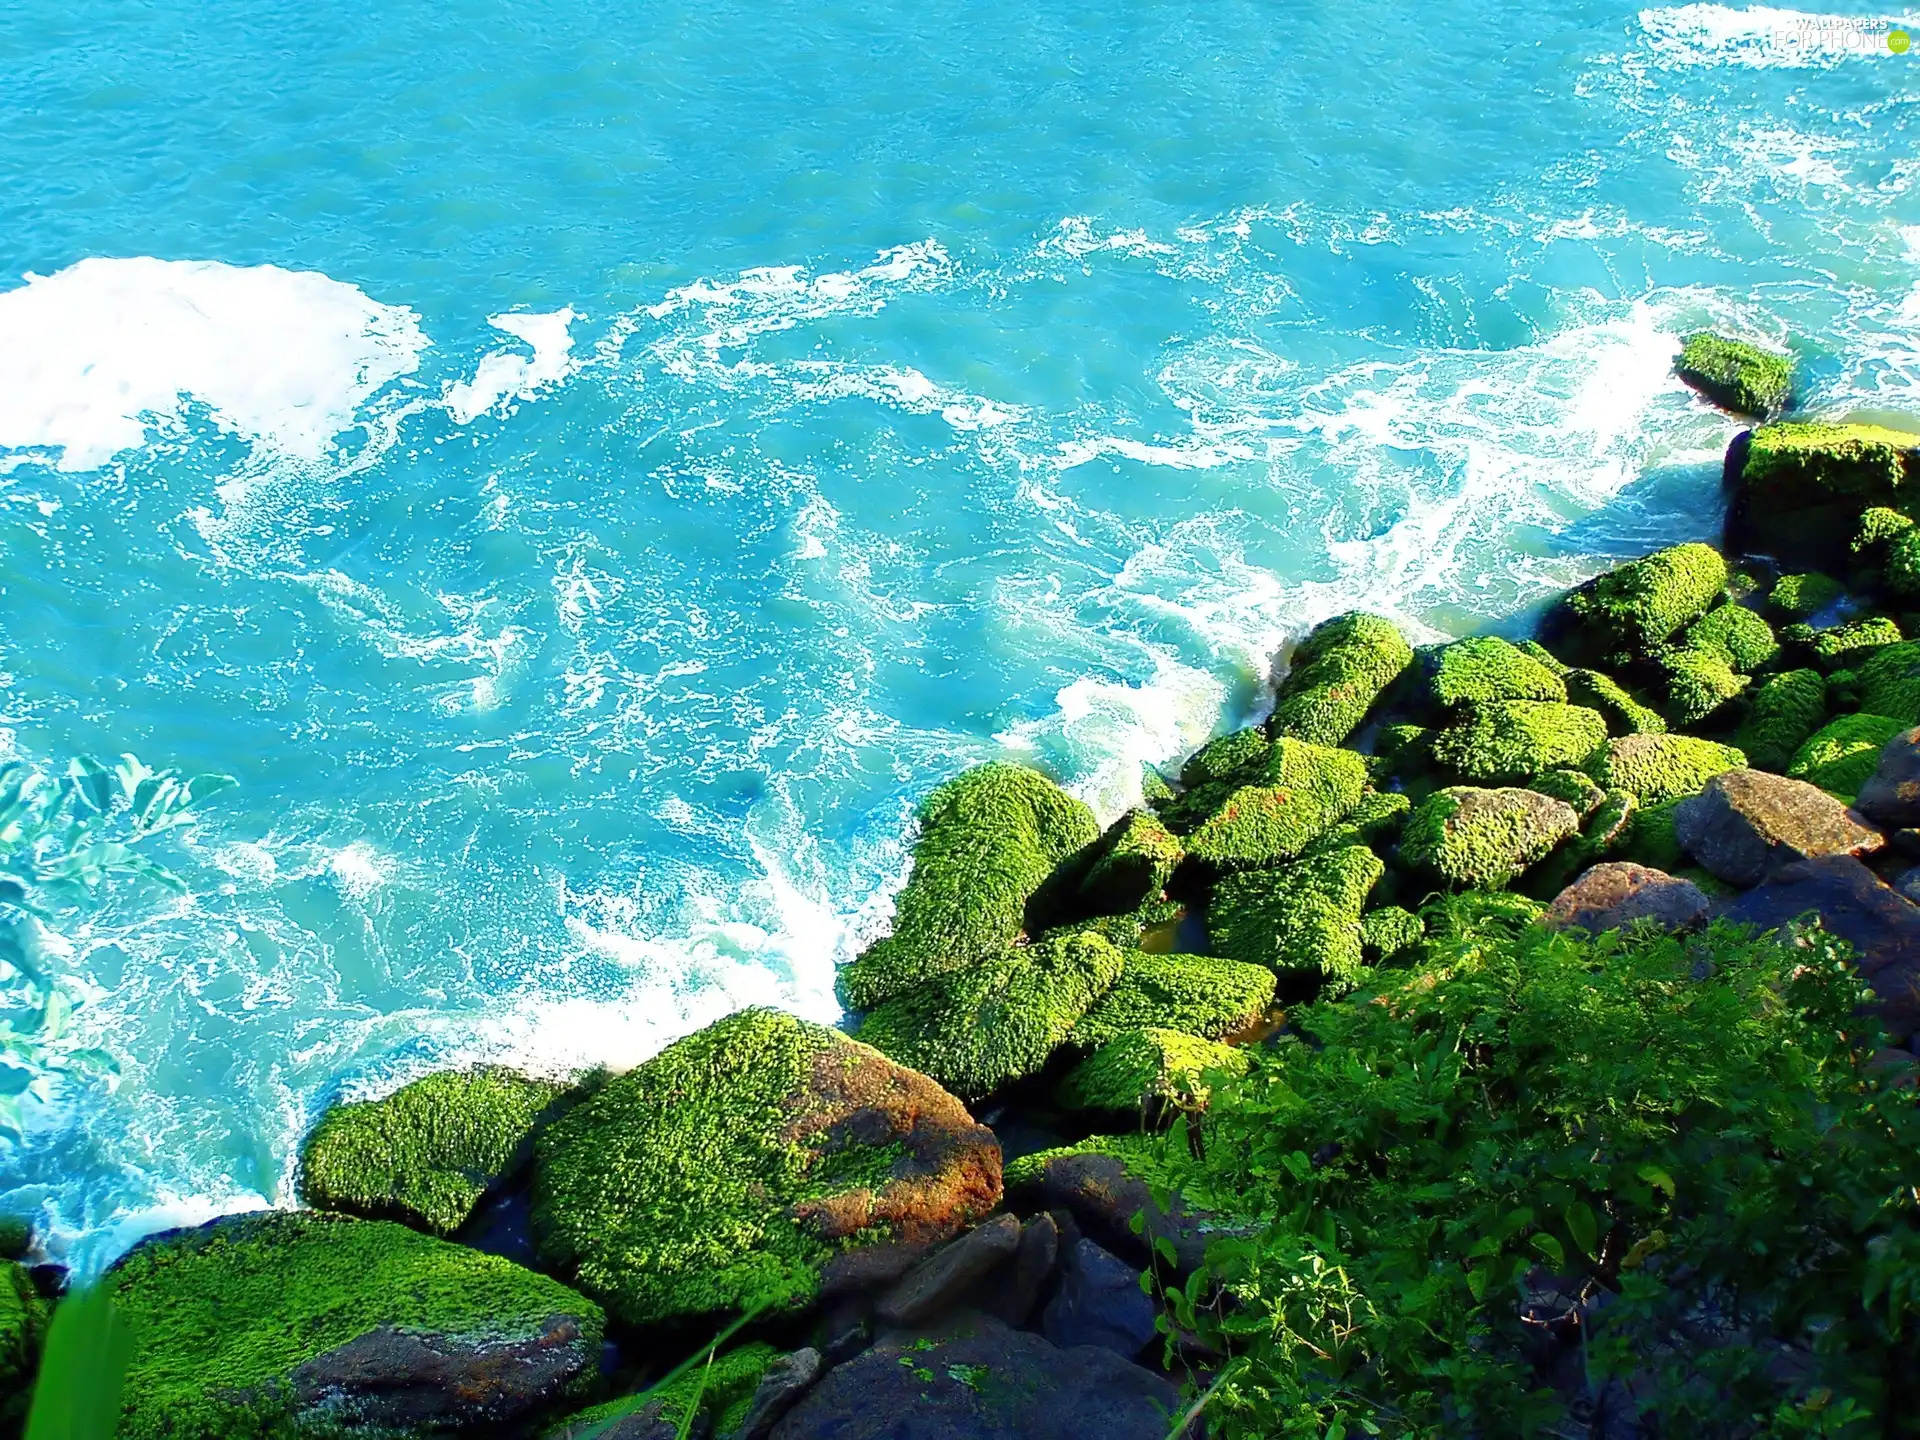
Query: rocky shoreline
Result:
<box><xmin>8</xmin><ymin>330</ymin><xmax>1920</xmax><ymax>1437</ymax></box>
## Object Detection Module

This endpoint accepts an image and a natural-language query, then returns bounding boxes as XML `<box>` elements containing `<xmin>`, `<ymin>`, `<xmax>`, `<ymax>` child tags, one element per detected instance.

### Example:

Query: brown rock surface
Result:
<box><xmin>1543</xmin><ymin>861</ymin><xmax>1712</xmax><ymax>934</ymax></box>
<box><xmin>1674</xmin><ymin>769</ymin><xmax>1881</xmax><ymax>887</ymax></box>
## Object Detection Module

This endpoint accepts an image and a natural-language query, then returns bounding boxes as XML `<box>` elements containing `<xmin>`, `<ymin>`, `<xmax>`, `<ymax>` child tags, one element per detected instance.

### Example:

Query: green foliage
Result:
<box><xmin>1786</xmin><ymin>713</ymin><xmax>1909</xmax><ymax>800</ymax></box>
<box><xmin>1429</xmin><ymin>701</ymin><xmax>1608</xmax><ymax>784</ymax></box>
<box><xmin>1586</xmin><ymin>732</ymin><xmax>1745</xmax><ymax>803</ymax></box>
<box><xmin>1656</xmin><ymin>644</ymin><xmax>1749</xmax><ymax>724</ymax></box>
<box><xmin>1685</xmin><ymin>603</ymin><xmax>1779</xmax><ymax>673</ymax></box>
<box><xmin>1150</xmin><ymin>920</ymin><xmax>1920</xmax><ymax>1437</ymax></box>
<box><xmin>297</xmin><ymin>1066</ymin><xmax>566</xmax><ymax>1236</ymax></box>
<box><xmin>1077</xmin><ymin>809</ymin><xmax>1183</xmax><ymax>914</ymax></box>
<box><xmin>838</xmin><ymin>762</ymin><xmax>1099</xmax><ymax>1010</ymax></box>
<box><xmin>1768</xmin><ymin>572</ymin><xmax>1847</xmax><ymax>621</ymax></box>
<box><xmin>1560</xmin><ymin>543</ymin><xmax>1728</xmax><ymax>659</ymax></box>
<box><xmin>1269</xmin><ymin>614</ymin><xmax>1414</xmax><ymax>747</ymax></box>
<box><xmin>1358</xmin><ymin>906</ymin><xmax>1424</xmax><ymax>963</ymax></box>
<box><xmin>1400</xmin><ymin>787</ymin><xmax>1580</xmax><ymax>890</ymax></box>
<box><xmin>1429</xmin><ymin>637</ymin><xmax>1566</xmax><ymax>708</ymax></box>
<box><xmin>1562</xmin><ymin>667</ymin><xmax>1666</xmax><ymax>736</ymax></box>
<box><xmin>1857</xmin><ymin>638</ymin><xmax>1920</xmax><ymax>722</ymax></box>
<box><xmin>1787</xmin><ymin>615</ymin><xmax>1904</xmax><ymax>672</ymax></box>
<box><xmin>1057</xmin><ymin>1028</ymin><xmax>1248</xmax><ymax>1114</ymax></box>
<box><xmin>1734</xmin><ymin>668</ymin><xmax>1828</xmax><ymax>772</ymax></box>
<box><xmin>1069</xmin><ymin>950</ymin><xmax>1275</xmax><ymax>1049</ymax></box>
<box><xmin>110</xmin><ymin>1212</ymin><xmax>600</xmax><ymax>1440</ymax></box>
<box><xmin>1525</xmin><ymin>767</ymin><xmax>1604</xmax><ymax>818</ymax></box>
<box><xmin>1676</xmin><ymin>330</ymin><xmax>1792</xmax><ymax>415</ymax></box>
<box><xmin>1741</xmin><ymin>421</ymin><xmax>1920</xmax><ymax>509</ymax></box>
<box><xmin>857</xmin><ymin>931</ymin><xmax>1124</xmax><ymax>1099</ymax></box>
<box><xmin>1207</xmin><ymin>846</ymin><xmax>1383</xmax><ymax>994</ymax></box>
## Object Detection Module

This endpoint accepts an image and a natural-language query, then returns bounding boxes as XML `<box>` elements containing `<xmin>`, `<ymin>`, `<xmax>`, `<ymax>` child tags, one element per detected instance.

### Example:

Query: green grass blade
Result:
<box><xmin>25</xmin><ymin>1286</ymin><xmax>135</xmax><ymax>1440</ymax></box>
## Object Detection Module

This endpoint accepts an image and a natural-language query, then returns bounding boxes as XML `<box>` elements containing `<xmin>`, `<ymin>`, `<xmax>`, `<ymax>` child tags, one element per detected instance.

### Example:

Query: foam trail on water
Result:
<box><xmin>1637</xmin><ymin>4</ymin><xmax>1912</xmax><ymax>68</ymax></box>
<box><xmin>444</xmin><ymin>308</ymin><xmax>581</xmax><ymax>423</ymax></box>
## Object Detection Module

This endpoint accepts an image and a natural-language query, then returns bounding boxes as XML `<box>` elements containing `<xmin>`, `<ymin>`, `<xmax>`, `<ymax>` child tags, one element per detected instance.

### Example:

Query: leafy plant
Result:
<box><xmin>0</xmin><ymin>754</ymin><xmax>234</xmax><ymax>1142</ymax></box>
<box><xmin>1150</xmin><ymin>917</ymin><xmax>1920</xmax><ymax>1437</ymax></box>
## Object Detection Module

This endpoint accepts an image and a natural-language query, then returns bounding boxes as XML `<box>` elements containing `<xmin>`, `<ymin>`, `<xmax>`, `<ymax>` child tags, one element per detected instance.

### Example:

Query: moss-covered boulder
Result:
<box><xmin>1429</xmin><ymin>700</ymin><xmax>1607</xmax><ymax>784</ymax></box>
<box><xmin>839</xmin><ymin>763</ymin><xmax>1099</xmax><ymax>1011</ymax></box>
<box><xmin>1429</xmin><ymin>636</ymin><xmax>1566</xmax><ymax>708</ymax></box>
<box><xmin>1786</xmin><ymin>714</ymin><xmax>1911</xmax><ymax>800</ymax></box>
<box><xmin>1554</xmin><ymin>543</ymin><xmax>1728</xmax><ymax>663</ymax></box>
<box><xmin>533</xmin><ymin>1008</ymin><xmax>1000</xmax><ymax>1328</ymax></box>
<box><xmin>1057</xmin><ymin>1028</ymin><xmax>1247</xmax><ymax>1115</ymax></box>
<box><xmin>1732</xmin><ymin>421</ymin><xmax>1920</xmax><ymax>564</ymax></box>
<box><xmin>1</xmin><ymin>1262</ymin><xmax>43</xmax><ymax>1430</ymax></box>
<box><xmin>0</xmin><ymin>1216</ymin><xmax>30</xmax><ymax>1263</ymax></box>
<box><xmin>1622</xmin><ymin>795</ymin><xmax>1689</xmax><ymax>871</ymax></box>
<box><xmin>1268</xmin><ymin>613</ymin><xmax>1413</xmax><ymax>747</ymax></box>
<box><xmin>1206</xmin><ymin>845</ymin><xmax>1383</xmax><ymax>993</ymax></box>
<box><xmin>1655</xmin><ymin>645</ymin><xmax>1749</xmax><ymax>725</ymax></box>
<box><xmin>1768</xmin><ymin>572</ymin><xmax>1847</xmax><ymax>621</ymax></box>
<box><xmin>108</xmin><ymin>1212</ymin><xmax>602</xmax><ymax>1440</ymax></box>
<box><xmin>297</xmin><ymin>1067</ymin><xmax>567</xmax><ymax>1236</ymax></box>
<box><xmin>1733</xmin><ymin>669</ymin><xmax>1828</xmax><ymax>772</ymax></box>
<box><xmin>1564</xmin><ymin>668</ymin><xmax>1667</xmax><ymax>736</ymax></box>
<box><xmin>1068</xmin><ymin>950</ymin><xmax>1274</xmax><ymax>1049</ymax></box>
<box><xmin>1586</xmin><ymin>733</ymin><xmax>1746</xmax><ymax>803</ymax></box>
<box><xmin>1359</xmin><ymin>905</ymin><xmax>1425</xmax><ymax>962</ymax></box>
<box><xmin>1076</xmin><ymin>809</ymin><xmax>1181</xmax><ymax>914</ymax></box>
<box><xmin>1675</xmin><ymin>331</ymin><xmax>1791</xmax><ymax>417</ymax></box>
<box><xmin>1401</xmin><ymin>786</ymin><xmax>1580</xmax><ymax>889</ymax></box>
<box><xmin>1684</xmin><ymin>603</ymin><xmax>1778</xmax><ymax>673</ymax></box>
<box><xmin>1785</xmin><ymin>615</ymin><xmax>1903</xmax><ymax>672</ymax></box>
<box><xmin>1305</xmin><ymin>789</ymin><xmax>1411</xmax><ymax>854</ymax></box>
<box><xmin>1183</xmin><ymin>738</ymin><xmax>1366</xmax><ymax>871</ymax></box>
<box><xmin>857</xmin><ymin>932</ymin><xmax>1125</xmax><ymax>1100</ymax></box>
<box><xmin>1858</xmin><ymin>639</ymin><xmax>1920</xmax><ymax>722</ymax></box>
<box><xmin>1528</xmin><ymin>767</ymin><xmax>1605</xmax><ymax>819</ymax></box>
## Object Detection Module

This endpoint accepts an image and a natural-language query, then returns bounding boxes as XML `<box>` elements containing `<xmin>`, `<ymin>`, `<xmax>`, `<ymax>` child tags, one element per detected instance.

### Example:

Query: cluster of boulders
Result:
<box><xmin>8</xmin><ymin>331</ymin><xmax>1920</xmax><ymax>1438</ymax></box>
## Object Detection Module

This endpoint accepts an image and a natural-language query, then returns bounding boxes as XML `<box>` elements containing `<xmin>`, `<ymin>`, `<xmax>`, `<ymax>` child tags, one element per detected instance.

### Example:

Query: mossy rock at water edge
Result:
<box><xmin>1075</xmin><ymin>808</ymin><xmax>1182</xmax><ymax>914</ymax></box>
<box><xmin>1785</xmin><ymin>615</ymin><xmax>1903</xmax><ymax>671</ymax></box>
<box><xmin>1</xmin><ymin>1263</ymin><xmax>43</xmax><ymax>1429</ymax></box>
<box><xmin>1683</xmin><ymin>602</ymin><xmax>1778</xmax><ymax>674</ymax></box>
<box><xmin>1206</xmin><ymin>844</ymin><xmax>1383</xmax><ymax>994</ymax></box>
<box><xmin>1429</xmin><ymin>700</ymin><xmax>1608</xmax><ymax>784</ymax></box>
<box><xmin>1733</xmin><ymin>421</ymin><xmax>1920</xmax><ymax>563</ymax></box>
<box><xmin>1306</xmin><ymin>788</ymin><xmax>1410</xmax><ymax>854</ymax></box>
<box><xmin>1563</xmin><ymin>667</ymin><xmax>1667</xmax><ymax>736</ymax></box>
<box><xmin>1526</xmin><ymin>767</ymin><xmax>1605</xmax><ymax>819</ymax></box>
<box><xmin>1057</xmin><ymin>1028</ymin><xmax>1248</xmax><ymax>1115</ymax></box>
<box><xmin>1401</xmin><ymin>786</ymin><xmax>1581</xmax><ymax>890</ymax></box>
<box><xmin>1068</xmin><ymin>949</ymin><xmax>1275</xmax><ymax>1049</ymax></box>
<box><xmin>1429</xmin><ymin>635</ymin><xmax>1566</xmax><ymax>708</ymax></box>
<box><xmin>1554</xmin><ymin>543</ymin><xmax>1728</xmax><ymax>662</ymax></box>
<box><xmin>533</xmin><ymin>1008</ymin><xmax>1000</xmax><ymax>1328</ymax></box>
<box><xmin>1267</xmin><ymin>612</ymin><xmax>1413</xmax><ymax>747</ymax></box>
<box><xmin>298</xmin><ymin>1066</ymin><xmax>568</xmax><ymax>1236</ymax></box>
<box><xmin>1786</xmin><ymin>713</ymin><xmax>1909</xmax><ymax>800</ymax></box>
<box><xmin>838</xmin><ymin>762</ymin><xmax>1099</xmax><ymax>1011</ymax></box>
<box><xmin>107</xmin><ymin>1211</ymin><xmax>603</xmax><ymax>1440</ymax></box>
<box><xmin>1585</xmin><ymin>733</ymin><xmax>1745</xmax><ymax>803</ymax></box>
<box><xmin>856</xmin><ymin>931</ymin><xmax>1126</xmax><ymax>1100</ymax></box>
<box><xmin>1674</xmin><ymin>330</ymin><xmax>1792</xmax><ymax>417</ymax></box>
<box><xmin>1182</xmin><ymin>737</ymin><xmax>1368</xmax><ymax>870</ymax></box>
<box><xmin>1733</xmin><ymin>668</ymin><xmax>1827</xmax><ymax>772</ymax></box>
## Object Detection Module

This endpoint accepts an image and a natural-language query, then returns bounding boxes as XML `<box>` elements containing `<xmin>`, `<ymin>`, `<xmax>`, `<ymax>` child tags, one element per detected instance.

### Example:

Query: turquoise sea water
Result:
<box><xmin>1</xmin><ymin>0</ymin><xmax>1917</xmax><ymax>1272</ymax></box>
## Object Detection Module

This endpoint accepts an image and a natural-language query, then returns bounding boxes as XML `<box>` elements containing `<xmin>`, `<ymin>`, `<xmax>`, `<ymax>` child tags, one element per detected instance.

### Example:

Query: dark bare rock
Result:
<box><xmin>1038</xmin><ymin>1239</ymin><xmax>1157</xmax><ymax>1360</ymax></box>
<box><xmin>1543</xmin><ymin>862</ymin><xmax>1712</xmax><ymax>934</ymax></box>
<box><xmin>877</xmin><ymin>1214</ymin><xmax>1022</xmax><ymax>1327</ymax></box>
<box><xmin>1856</xmin><ymin>726</ymin><xmax>1920</xmax><ymax>829</ymax></box>
<box><xmin>1007</xmin><ymin>1150</ymin><xmax>1228</xmax><ymax>1275</ymax></box>
<box><xmin>1722</xmin><ymin>854</ymin><xmax>1920</xmax><ymax>1041</ymax></box>
<box><xmin>735</xmin><ymin>1348</ymin><xmax>824</xmax><ymax>1440</ymax></box>
<box><xmin>767</xmin><ymin>1310</ymin><xmax>1187</xmax><ymax>1440</ymax></box>
<box><xmin>981</xmin><ymin>1214</ymin><xmax>1060</xmax><ymax>1329</ymax></box>
<box><xmin>1674</xmin><ymin>769</ymin><xmax>1882</xmax><ymax>887</ymax></box>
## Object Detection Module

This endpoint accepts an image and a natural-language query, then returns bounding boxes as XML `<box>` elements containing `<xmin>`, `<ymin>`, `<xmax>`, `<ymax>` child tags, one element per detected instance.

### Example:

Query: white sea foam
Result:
<box><xmin>0</xmin><ymin>257</ymin><xmax>428</xmax><ymax>471</ymax></box>
<box><xmin>443</xmin><ymin>308</ymin><xmax>580</xmax><ymax>423</ymax></box>
<box><xmin>1638</xmin><ymin>4</ymin><xmax>1912</xmax><ymax>68</ymax></box>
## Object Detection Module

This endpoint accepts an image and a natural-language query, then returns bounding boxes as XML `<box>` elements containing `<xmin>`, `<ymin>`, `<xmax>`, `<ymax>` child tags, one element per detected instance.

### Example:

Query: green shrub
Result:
<box><xmin>1684</xmin><ymin>603</ymin><xmax>1778</xmax><ymax>673</ymax></box>
<box><xmin>1786</xmin><ymin>713</ymin><xmax>1909</xmax><ymax>800</ymax></box>
<box><xmin>857</xmin><ymin>931</ymin><xmax>1124</xmax><ymax>1099</ymax></box>
<box><xmin>297</xmin><ymin>1067</ymin><xmax>566</xmax><ymax>1236</ymax></box>
<box><xmin>1857</xmin><ymin>638</ymin><xmax>1920</xmax><ymax>722</ymax></box>
<box><xmin>1207</xmin><ymin>846</ymin><xmax>1383</xmax><ymax>994</ymax></box>
<box><xmin>1429</xmin><ymin>637</ymin><xmax>1566</xmax><ymax>708</ymax></box>
<box><xmin>1675</xmin><ymin>330</ymin><xmax>1792</xmax><ymax>415</ymax></box>
<box><xmin>1069</xmin><ymin>950</ymin><xmax>1275</xmax><ymax>1049</ymax></box>
<box><xmin>1558</xmin><ymin>543</ymin><xmax>1728</xmax><ymax>659</ymax></box>
<box><xmin>1733</xmin><ymin>668</ymin><xmax>1828</xmax><ymax>772</ymax></box>
<box><xmin>1077</xmin><ymin>809</ymin><xmax>1183</xmax><ymax>914</ymax></box>
<box><xmin>1429</xmin><ymin>701</ymin><xmax>1608</xmax><ymax>784</ymax></box>
<box><xmin>1269</xmin><ymin>614</ymin><xmax>1414</xmax><ymax>747</ymax></box>
<box><xmin>1057</xmin><ymin>1028</ymin><xmax>1248</xmax><ymax>1114</ymax></box>
<box><xmin>838</xmin><ymin>762</ymin><xmax>1099</xmax><ymax>1010</ymax></box>
<box><xmin>1656</xmin><ymin>644</ymin><xmax>1749</xmax><ymax>725</ymax></box>
<box><xmin>110</xmin><ymin>1212</ymin><xmax>603</xmax><ymax>1440</ymax></box>
<box><xmin>1563</xmin><ymin>667</ymin><xmax>1667</xmax><ymax>736</ymax></box>
<box><xmin>1586</xmin><ymin>733</ymin><xmax>1745</xmax><ymax>803</ymax></box>
<box><xmin>1768</xmin><ymin>572</ymin><xmax>1846</xmax><ymax>620</ymax></box>
<box><xmin>1401</xmin><ymin>786</ymin><xmax>1581</xmax><ymax>889</ymax></box>
<box><xmin>1149</xmin><ymin>920</ymin><xmax>1920</xmax><ymax>1437</ymax></box>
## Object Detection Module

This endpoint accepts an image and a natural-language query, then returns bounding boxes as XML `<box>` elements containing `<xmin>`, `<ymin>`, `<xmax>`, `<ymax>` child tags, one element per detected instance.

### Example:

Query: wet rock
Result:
<box><xmin>1007</xmin><ymin>1149</ymin><xmax>1222</xmax><ymax>1275</ymax></box>
<box><xmin>1674</xmin><ymin>769</ymin><xmax>1882</xmax><ymax>887</ymax></box>
<box><xmin>981</xmin><ymin>1213</ymin><xmax>1059</xmax><ymax>1330</ymax></box>
<box><xmin>768</xmin><ymin>1310</ymin><xmax>1187</xmax><ymax>1440</ymax></box>
<box><xmin>1722</xmin><ymin>854</ymin><xmax>1920</xmax><ymax>1040</ymax></box>
<box><xmin>877</xmin><ymin>1214</ymin><xmax>1022</xmax><ymax>1328</ymax></box>
<box><xmin>1856</xmin><ymin>725</ymin><xmax>1920</xmax><ymax>828</ymax></box>
<box><xmin>1543</xmin><ymin>861</ymin><xmax>1712</xmax><ymax>934</ymax></box>
<box><xmin>1038</xmin><ymin>1239</ymin><xmax>1157</xmax><ymax>1360</ymax></box>
<box><xmin>735</xmin><ymin>1348</ymin><xmax>824</xmax><ymax>1440</ymax></box>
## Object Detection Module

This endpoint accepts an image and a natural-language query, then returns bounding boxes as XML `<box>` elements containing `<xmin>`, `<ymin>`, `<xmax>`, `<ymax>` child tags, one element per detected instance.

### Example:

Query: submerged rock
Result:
<box><xmin>1674</xmin><ymin>769</ymin><xmax>1882</xmax><ymax>887</ymax></box>
<box><xmin>1543</xmin><ymin>862</ymin><xmax>1711</xmax><ymax>935</ymax></box>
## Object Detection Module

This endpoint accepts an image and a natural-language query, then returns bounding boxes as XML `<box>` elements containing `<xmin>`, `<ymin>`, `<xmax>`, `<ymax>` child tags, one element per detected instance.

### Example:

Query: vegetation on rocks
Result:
<box><xmin>1068</xmin><ymin>949</ymin><xmax>1274</xmax><ymax>1049</ymax></box>
<box><xmin>1428</xmin><ymin>700</ymin><xmax>1608</xmax><ymax>784</ymax></box>
<box><xmin>1429</xmin><ymin>636</ymin><xmax>1566</xmax><ymax>707</ymax></box>
<box><xmin>1788</xmin><ymin>615</ymin><xmax>1904</xmax><ymax>671</ymax></box>
<box><xmin>1857</xmin><ymin>638</ymin><xmax>1920</xmax><ymax>722</ymax></box>
<box><xmin>1768</xmin><ymin>570</ymin><xmax>1845</xmax><ymax>620</ymax></box>
<box><xmin>1674</xmin><ymin>330</ymin><xmax>1791</xmax><ymax>415</ymax></box>
<box><xmin>1401</xmin><ymin>786</ymin><xmax>1580</xmax><ymax>889</ymax></box>
<box><xmin>1562</xmin><ymin>665</ymin><xmax>1666</xmax><ymax>735</ymax></box>
<box><xmin>1268</xmin><ymin>612</ymin><xmax>1413</xmax><ymax>746</ymax></box>
<box><xmin>1734</xmin><ymin>667</ymin><xmax>1828</xmax><ymax>771</ymax></box>
<box><xmin>1585</xmin><ymin>732</ymin><xmax>1745</xmax><ymax>802</ymax></box>
<box><xmin>1555</xmin><ymin>542</ymin><xmax>1727</xmax><ymax>660</ymax></box>
<box><xmin>1207</xmin><ymin>845</ymin><xmax>1383</xmax><ymax>992</ymax></box>
<box><xmin>1</xmin><ymin>1264</ymin><xmax>42</xmax><ymax>1430</ymax></box>
<box><xmin>1057</xmin><ymin>1027</ymin><xmax>1247</xmax><ymax>1114</ymax></box>
<box><xmin>1683</xmin><ymin>601</ymin><xmax>1778</xmax><ymax>672</ymax></box>
<box><xmin>1076</xmin><ymin>808</ymin><xmax>1182</xmax><ymax>913</ymax></box>
<box><xmin>1655</xmin><ymin>642</ymin><xmax>1749</xmax><ymax>724</ymax></box>
<box><xmin>1786</xmin><ymin>712</ymin><xmax>1910</xmax><ymax>800</ymax></box>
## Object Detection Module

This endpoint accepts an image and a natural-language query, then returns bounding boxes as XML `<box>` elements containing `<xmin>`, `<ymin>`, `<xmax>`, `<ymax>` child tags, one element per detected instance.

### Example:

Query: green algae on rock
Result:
<box><xmin>1206</xmin><ymin>844</ymin><xmax>1383</xmax><ymax>993</ymax></box>
<box><xmin>1429</xmin><ymin>636</ymin><xmax>1567</xmax><ymax>708</ymax></box>
<box><xmin>298</xmin><ymin>1066</ymin><xmax>567</xmax><ymax>1236</ymax></box>
<box><xmin>1683</xmin><ymin>603</ymin><xmax>1778</xmax><ymax>673</ymax></box>
<box><xmin>838</xmin><ymin>762</ymin><xmax>1099</xmax><ymax>1012</ymax></box>
<box><xmin>1734</xmin><ymin>668</ymin><xmax>1828</xmax><ymax>772</ymax></box>
<box><xmin>1674</xmin><ymin>331</ymin><xmax>1791</xmax><ymax>417</ymax></box>
<box><xmin>1586</xmin><ymin>733</ymin><xmax>1746</xmax><ymax>803</ymax></box>
<box><xmin>109</xmin><ymin>1211</ymin><xmax>603</xmax><ymax>1440</ymax></box>
<box><xmin>1787</xmin><ymin>713</ymin><xmax>1910</xmax><ymax>800</ymax></box>
<box><xmin>1563</xmin><ymin>667</ymin><xmax>1667</xmax><ymax>736</ymax></box>
<box><xmin>1768</xmin><ymin>571</ymin><xmax>1847</xmax><ymax>620</ymax></box>
<box><xmin>1183</xmin><ymin>737</ymin><xmax>1367</xmax><ymax>871</ymax></box>
<box><xmin>1057</xmin><ymin>1028</ymin><xmax>1247</xmax><ymax>1114</ymax></box>
<box><xmin>1268</xmin><ymin>612</ymin><xmax>1413</xmax><ymax>747</ymax></box>
<box><xmin>1622</xmin><ymin>794</ymin><xmax>1689</xmax><ymax>871</ymax></box>
<box><xmin>1527</xmin><ymin>767</ymin><xmax>1605</xmax><ymax>819</ymax></box>
<box><xmin>856</xmin><ymin>931</ymin><xmax>1125</xmax><ymax>1100</ymax></box>
<box><xmin>1306</xmin><ymin>788</ymin><xmax>1411</xmax><ymax>855</ymax></box>
<box><xmin>1785</xmin><ymin>615</ymin><xmax>1903</xmax><ymax>671</ymax></box>
<box><xmin>534</xmin><ymin>1008</ymin><xmax>1000</xmax><ymax>1328</ymax></box>
<box><xmin>1429</xmin><ymin>700</ymin><xmax>1607</xmax><ymax>784</ymax></box>
<box><xmin>1076</xmin><ymin>808</ymin><xmax>1182</xmax><ymax>914</ymax></box>
<box><xmin>1359</xmin><ymin>905</ymin><xmax>1425</xmax><ymax>963</ymax></box>
<box><xmin>1400</xmin><ymin>786</ymin><xmax>1581</xmax><ymax>889</ymax></box>
<box><xmin>1</xmin><ymin>1262</ymin><xmax>43</xmax><ymax>1428</ymax></box>
<box><xmin>1068</xmin><ymin>950</ymin><xmax>1275</xmax><ymax>1049</ymax></box>
<box><xmin>1556</xmin><ymin>543</ymin><xmax>1728</xmax><ymax>661</ymax></box>
<box><xmin>1735</xmin><ymin>421</ymin><xmax>1920</xmax><ymax>563</ymax></box>
<box><xmin>1856</xmin><ymin>638</ymin><xmax>1920</xmax><ymax>722</ymax></box>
